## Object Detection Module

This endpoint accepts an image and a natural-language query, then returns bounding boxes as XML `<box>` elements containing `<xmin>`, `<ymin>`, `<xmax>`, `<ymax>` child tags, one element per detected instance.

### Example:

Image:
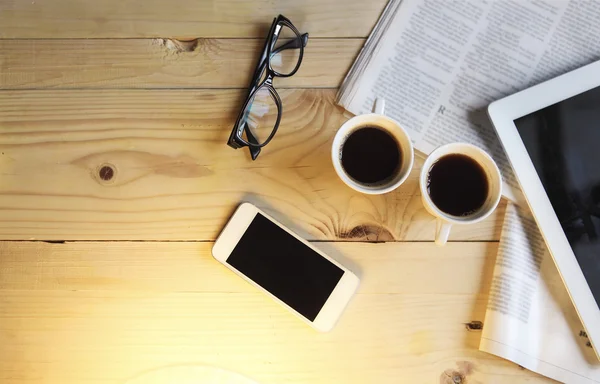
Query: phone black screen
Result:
<box><xmin>514</xmin><ymin>85</ymin><xmax>600</xmax><ymax>309</ymax></box>
<box><xmin>226</xmin><ymin>213</ymin><xmax>344</xmax><ymax>321</ymax></box>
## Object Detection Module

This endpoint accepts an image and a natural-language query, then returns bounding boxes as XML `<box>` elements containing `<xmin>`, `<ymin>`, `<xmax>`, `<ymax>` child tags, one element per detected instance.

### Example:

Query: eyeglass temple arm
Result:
<box><xmin>244</xmin><ymin>125</ymin><xmax>261</xmax><ymax>160</ymax></box>
<box><xmin>271</xmin><ymin>33</ymin><xmax>309</xmax><ymax>55</ymax></box>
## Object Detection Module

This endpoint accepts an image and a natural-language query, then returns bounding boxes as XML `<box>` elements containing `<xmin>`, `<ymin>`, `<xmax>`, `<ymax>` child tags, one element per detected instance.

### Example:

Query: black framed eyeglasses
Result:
<box><xmin>227</xmin><ymin>14</ymin><xmax>309</xmax><ymax>160</ymax></box>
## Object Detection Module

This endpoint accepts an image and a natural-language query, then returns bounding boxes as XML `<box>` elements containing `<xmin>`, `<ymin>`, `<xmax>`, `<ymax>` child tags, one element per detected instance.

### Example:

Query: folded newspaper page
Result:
<box><xmin>481</xmin><ymin>203</ymin><xmax>600</xmax><ymax>383</ymax></box>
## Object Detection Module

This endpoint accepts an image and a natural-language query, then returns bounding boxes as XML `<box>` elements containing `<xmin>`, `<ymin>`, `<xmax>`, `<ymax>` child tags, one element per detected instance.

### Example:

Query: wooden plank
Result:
<box><xmin>0</xmin><ymin>88</ymin><xmax>504</xmax><ymax>241</ymax></box>
<box><xmin>0</xmin><ymin>0</ymin><xmax>387</xmax><ymax>38</ymax></box>
<box><xmin>0</xmin><ymin>241</ymin><xmax>498</xmax><ymax>294</ymax></box>
<box><xmin>0</xmin><ymin>39</ymin><xmax>363</xmax><ymax>89</ymax></box>
<box><xmin>0</xmin><ymin>241</ymin><xmax>550</xmax><ymax>384</ymax></box>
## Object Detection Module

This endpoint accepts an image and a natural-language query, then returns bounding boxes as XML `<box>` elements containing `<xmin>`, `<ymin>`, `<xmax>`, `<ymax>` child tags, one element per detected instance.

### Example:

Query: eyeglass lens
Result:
<box><xmin>270</xmin><ymin>24</ymin><xmax>302</xmax><ymax>75</ymax></box>
<box><xmin>243</xmin><ymin>87</ymin><xmax>279</xmax><ymax>145</ymax></box>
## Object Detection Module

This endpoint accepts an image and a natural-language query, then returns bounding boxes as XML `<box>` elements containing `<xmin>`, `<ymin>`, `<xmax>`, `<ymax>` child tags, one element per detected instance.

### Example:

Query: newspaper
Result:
<box><xmin>338</xmin><ymin>0</ymin><xmax>600</xmax><ymax>203</ymax></box>
<box><xmin>337</xmin><ymin>0</ymin><xmax>600</xmax><ymax>381</ymax></box>
<box><xmin>481</xmin><ymin>203</ymin><xmax>600</xmax><ymax>383</ymax></box>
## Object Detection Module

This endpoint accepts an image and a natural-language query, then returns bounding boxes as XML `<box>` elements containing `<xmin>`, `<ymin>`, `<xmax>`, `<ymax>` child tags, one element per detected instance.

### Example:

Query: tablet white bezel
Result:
<box><xmin>212</xmin><ymin>203</ymin><xmax>360</xmax><ymax>332</ymax></box>
<box><xmin>488</xmin><ymin>59</ymin><xmax>600</xmax><ymax>358</ymax></box>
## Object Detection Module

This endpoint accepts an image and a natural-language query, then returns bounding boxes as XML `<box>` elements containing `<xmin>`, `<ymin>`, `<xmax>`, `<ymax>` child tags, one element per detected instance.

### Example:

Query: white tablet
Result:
<box><xmin>488</xmin><ymin>59</ymin><xmax>600</xmax><ymax>357</ymax></box>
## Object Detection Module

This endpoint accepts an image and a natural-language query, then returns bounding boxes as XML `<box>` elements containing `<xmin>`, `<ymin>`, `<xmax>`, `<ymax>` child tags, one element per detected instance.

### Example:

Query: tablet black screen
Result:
<box><xmin>514</xmin><ymin>85</ymin><xmax>600</xmax><ymax>309</ymax></box>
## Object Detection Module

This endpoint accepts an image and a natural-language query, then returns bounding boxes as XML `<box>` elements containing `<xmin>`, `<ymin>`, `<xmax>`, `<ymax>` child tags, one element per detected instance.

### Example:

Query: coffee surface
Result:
<box><xmin>427</xmin><ymin>154</ymin><xmax>489</xmax><ymax>216</ymax></box>
<box><xmin>341</xmin><ymin>127</ymin><xmax>401</xmax><ymax>184</ymax></box>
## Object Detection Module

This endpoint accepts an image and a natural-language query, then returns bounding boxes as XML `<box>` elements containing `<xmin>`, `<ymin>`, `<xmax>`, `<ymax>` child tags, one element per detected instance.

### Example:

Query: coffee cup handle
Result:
<box><xmin>435</xmin><ymin>219</ymin><xmax>452</xmax><ymax>246</ymax></box>
<box><xmin>373</xmin><ymin>98</ymin><xmax>385</xmax><ymax>115</ymax></box>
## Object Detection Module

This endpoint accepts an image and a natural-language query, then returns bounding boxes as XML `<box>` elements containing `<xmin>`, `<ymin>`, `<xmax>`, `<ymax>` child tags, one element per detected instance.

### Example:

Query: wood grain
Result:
<box><xmin>0</xmin><ymin>88</ymin><xmax>504</xmax><ymax>241</ymax></box>
<box><xmin>0</xmin><ymin>241</ymin><xmax>550</xmax><ymax>384</ymax></box>
<box><xmin>0</xmin><ymin>39</ymin><xmax>363</xmax><ymax>89</ymax></box>
<box><xmin>0</xmin><ymin>0</ymin><xmax>387</xmax><ymax>38</ymax></box>
<box><xmin>0</xmin><ymin>241</ymin><xmax>498</xmax><ymax>294</ymax></box>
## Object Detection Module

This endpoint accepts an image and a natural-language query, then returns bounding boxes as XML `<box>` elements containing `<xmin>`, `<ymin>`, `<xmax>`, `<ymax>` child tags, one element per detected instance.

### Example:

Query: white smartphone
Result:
<box><xmin>212</xmin><ymin>203</ymin><xmax>360</xmax><ymax>332</ymax></box>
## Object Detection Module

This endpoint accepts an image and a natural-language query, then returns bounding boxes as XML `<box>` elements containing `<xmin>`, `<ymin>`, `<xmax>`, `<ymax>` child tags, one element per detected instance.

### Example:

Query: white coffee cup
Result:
<box><xmin>332</xmin><ymin>99</ymin><xmax>414</xmax><ymax>194</ymax></box>
<box><xmin>420</xmin><ymin>143</ymin><xmax>502</xmax><ymax>246</ymax></box>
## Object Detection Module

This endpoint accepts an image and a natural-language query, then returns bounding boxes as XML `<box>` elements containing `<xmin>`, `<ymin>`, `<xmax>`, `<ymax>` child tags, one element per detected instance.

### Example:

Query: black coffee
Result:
<box><xmin>341</xmin><ymin>127</ymin><xmax>401</xmax><ymax>184</ymax></box>
<box><xmin>427</xmin><ymin>154</ymin><xmax>489</xmax><ymax>216</ymax></box>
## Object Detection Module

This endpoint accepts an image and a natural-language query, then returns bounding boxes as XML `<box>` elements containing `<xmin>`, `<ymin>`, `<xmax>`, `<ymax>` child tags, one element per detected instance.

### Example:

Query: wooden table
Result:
<box><xmin>0</xmin><ymin>1</ymin><xmax>553</xmax><ymax>383</ymax></box>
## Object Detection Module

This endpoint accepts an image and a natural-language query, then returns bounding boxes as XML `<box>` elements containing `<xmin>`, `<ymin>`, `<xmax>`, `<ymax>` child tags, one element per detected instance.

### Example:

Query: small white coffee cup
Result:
<box><xmin>420</xmin><ymin>143</ymin><xmax>502</xmax><ymax>246</ymax></box>
<box><xmin>332</xmin><ymin>100</ymin><xmax>414</xmax><ymax>194</ymax></box>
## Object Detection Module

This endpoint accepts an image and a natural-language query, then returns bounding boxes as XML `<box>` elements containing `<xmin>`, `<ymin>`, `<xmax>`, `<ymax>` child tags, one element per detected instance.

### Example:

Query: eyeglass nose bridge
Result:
<box><xmin>263</xmin><ymin>72</ymin><xmax>274</xmax><ymax>85</ymax></box>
